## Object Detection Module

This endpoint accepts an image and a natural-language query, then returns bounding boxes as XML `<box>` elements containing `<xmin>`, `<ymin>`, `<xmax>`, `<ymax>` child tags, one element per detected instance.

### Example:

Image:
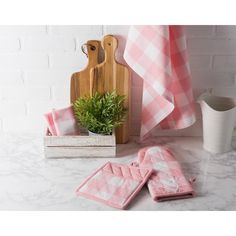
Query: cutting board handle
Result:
<box><xmin>102</xmin><ymin>35</ymin><xmax>118</xmax><ymax>63</ymax></box>
<box><xmin>70</xmin><ymin>40</ymin><xmax>101</xmax><ymax>103</ymax></box>
<box><xmin>84</xmin><ymin>40</ymin><xmax>100</xmax><ymax>65</ymax></box>
<box><xmin>90</xmin><ymin>35</ymin><xmax>118</xmax><ymax>96</ymax></box>
<box><xmin>89</xmin><ymin>35</ymin><xmax>130</xmax><ymax>143</ymax></box>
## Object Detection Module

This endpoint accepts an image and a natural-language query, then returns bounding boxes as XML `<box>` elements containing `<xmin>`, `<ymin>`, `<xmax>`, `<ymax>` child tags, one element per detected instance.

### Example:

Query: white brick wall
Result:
<box><xmin>0</xmin><ymin>25</ymin><xmax>235</xmax><ymax>136</ymax></box>
<box><xmin>0</xmin><ymin>53</ymin><xmax>49</xmax><ymax>69</ymax></box>
<box><xmin>0</xmin><ymin>25</ymin><xmax>103</xmax><ymax>133</ymax></box>
<box><xmin>22</xmin><ymin>36</ymin><xmax>76</xmax><ymax>52</ymax></box>
<box><xmin>0</xmin><ymin>38</ymin><xmax>20</xmax><ymax>52</ymax></box>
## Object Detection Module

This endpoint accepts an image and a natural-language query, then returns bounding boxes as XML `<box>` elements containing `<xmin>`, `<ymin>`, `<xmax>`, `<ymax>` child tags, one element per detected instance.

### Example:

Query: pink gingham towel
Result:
<box><xmin>44</xmin><ymin>106</ymin><xmax>80</xmax><ymax>136</ymax></box>
<box><xmin>76</xmin><ymin>162</ymin><xmax>153</xmax><ymax>209</ymax></box>
<box><xmin>44</xmin><ymin>112</ymin><xmax>57</xmax><ymax>136</ymax></box>
<box><xmin>124</xmin><ymin>26</ymin><xmax>196</xmax><ymax>140</ymax></box>
<box><xmin>52</xmin><ymin>106</ymin><xmax>80</xmax><ymax>136</ymax></box>
<box><xmin>137</xmin><ymin>146</ymin><xmax>194</xmax><ymax>201</ymax></box>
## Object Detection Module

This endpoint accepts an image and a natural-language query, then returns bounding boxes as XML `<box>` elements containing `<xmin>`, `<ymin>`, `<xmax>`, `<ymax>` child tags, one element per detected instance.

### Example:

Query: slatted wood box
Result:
<box><xmin>44</xmin><ymin>129</ymin><xmax>116</xmax><ymax>158</ymax></box>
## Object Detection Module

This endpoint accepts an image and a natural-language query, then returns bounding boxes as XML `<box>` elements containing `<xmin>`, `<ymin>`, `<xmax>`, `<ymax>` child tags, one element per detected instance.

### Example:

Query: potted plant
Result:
<box><xmin>73</xmin><ymin>91</ymin><xmax>127</xmax><ymax>136</ymax></box>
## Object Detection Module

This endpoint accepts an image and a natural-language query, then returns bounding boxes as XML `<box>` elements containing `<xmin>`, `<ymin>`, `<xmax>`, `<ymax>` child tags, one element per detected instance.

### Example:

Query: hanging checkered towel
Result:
<box><xmin>124</xmin><ymin>26</ymin><xmax>196</xmax><ymax>140</ymax></box>
<box><xmin>45</xmin><ymin>106</ymin><xmax>80</xmax><ymax>136</ymax></box>
<box><xmin>137</xmin><ymin>146</ymin><xmax>194</xmax><ymax>201</ymax></box>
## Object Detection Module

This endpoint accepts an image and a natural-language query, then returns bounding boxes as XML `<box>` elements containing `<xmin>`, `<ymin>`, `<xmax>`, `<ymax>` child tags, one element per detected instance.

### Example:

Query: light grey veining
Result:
<box><xmin>0</xmin><ymin>133</ymin><xmax>236</xmax><ymax>210</ymax></box>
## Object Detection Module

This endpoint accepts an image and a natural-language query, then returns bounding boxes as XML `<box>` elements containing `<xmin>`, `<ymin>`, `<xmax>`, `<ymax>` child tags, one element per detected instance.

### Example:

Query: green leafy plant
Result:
<box><xmin>73</xmin><ymin>91</ymin><xmax>127</xmax><ymax>135</ymax></box>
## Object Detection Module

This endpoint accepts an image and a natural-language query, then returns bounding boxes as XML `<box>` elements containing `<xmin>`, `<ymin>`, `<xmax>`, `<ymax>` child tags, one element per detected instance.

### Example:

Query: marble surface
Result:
<box><xmin>0</xmin><ymin>133</ymin><xmax>235</xmax><ymax>211</ymax></box>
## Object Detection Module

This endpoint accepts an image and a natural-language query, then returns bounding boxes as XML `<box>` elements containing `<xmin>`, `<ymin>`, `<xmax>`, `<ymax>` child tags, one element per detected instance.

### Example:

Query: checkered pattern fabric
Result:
<box><xmin>124</xmin><ymin>26</ymin><xmax>196</xmax><ymax>140</ymax></box>
<box><xmin>137</xmin><ymin>146</ymin><xmax>194</xmax><ymax>201</ymax></box>
<box><xmin>45</xmin><ymin>106</ymin><xmax>80</xmax><ymax>136</ymax></box>
<box><xmin>76</xmin><ymin>162</ymin><xmax>153</xmax><ymax>209</ymax></box>
<box><xmin>44</xmin><ymin>112</ymin><xmax>57</xmax><ymax>136</ymax></box>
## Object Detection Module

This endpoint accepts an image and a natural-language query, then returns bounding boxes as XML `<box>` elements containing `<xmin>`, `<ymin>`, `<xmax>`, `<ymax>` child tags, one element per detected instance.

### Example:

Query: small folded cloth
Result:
<box><xmin>137</xmin><ymin>146</ymin><xmax>194</xmax><ymax>201</ymax></box>
<box><xmin>44</xmin><ymin>105</ymin><xmax>80</xmax><ymax>136</ymax></box>
<box><xmin>76</xmin><ymin>162</ymin><xmax>153</xmax><ymax>209</ymax></box>
<box><xmin>44</xmin><ymin>112</ymin><xmax>57</xmax><ymax>136</ymax></box>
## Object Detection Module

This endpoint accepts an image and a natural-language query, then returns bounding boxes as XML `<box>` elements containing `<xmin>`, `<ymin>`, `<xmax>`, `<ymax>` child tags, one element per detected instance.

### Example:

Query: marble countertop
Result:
<box><xmin>0</xmin><ymin>133</ymin><xmax>235</xmax><ymax>211</ymax></box>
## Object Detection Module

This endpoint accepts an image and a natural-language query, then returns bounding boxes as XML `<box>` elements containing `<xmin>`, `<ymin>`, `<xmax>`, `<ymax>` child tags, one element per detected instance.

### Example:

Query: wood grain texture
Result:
<box><xmin>70</xmin><ymin>40</ymin><xmax>101</xmax><ymax>103</ymax></box>
<box><xmin>90</xmin><ymin>35</ymin><xmax>131</xmax><ymax>144</ymax></box>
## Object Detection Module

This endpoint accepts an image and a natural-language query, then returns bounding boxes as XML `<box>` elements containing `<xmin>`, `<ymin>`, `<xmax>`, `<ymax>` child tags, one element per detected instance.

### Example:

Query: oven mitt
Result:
<box><xmin>76</xmin><ymin>162</ymin><xmax>153</xmax><ymax>209</ymax></box>
<box><xmin>137</xmin><ymin>146</ymin><xmax>194</xmax><ymax>201</ymax></box>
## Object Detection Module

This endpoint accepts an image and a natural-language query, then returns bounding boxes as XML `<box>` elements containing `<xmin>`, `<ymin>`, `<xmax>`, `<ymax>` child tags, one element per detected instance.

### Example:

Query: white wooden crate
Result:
<box><xmin>44</xmin><ymin>130</ymin><xmax>116</xmax><ymax>158</ymax></box>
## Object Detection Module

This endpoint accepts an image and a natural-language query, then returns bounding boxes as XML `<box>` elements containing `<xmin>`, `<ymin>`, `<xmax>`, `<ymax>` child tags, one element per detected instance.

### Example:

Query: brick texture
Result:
<box><xmin>0</xmin><ymin>25</ymin><xmax>236</xmax><ymax>136</ymax></box>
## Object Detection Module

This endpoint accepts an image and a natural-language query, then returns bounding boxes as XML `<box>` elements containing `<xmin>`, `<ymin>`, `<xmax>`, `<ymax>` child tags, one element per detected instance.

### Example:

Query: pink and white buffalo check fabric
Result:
<box><xmin>44</xmin><ymin>112</ymin><xmax>57</xmax><ymax>136</ymax></box>
<box><xmin>45</xmin><ymin>106</ymin><xmax>80</xmax><ymax>136</ymax></box>
<box><xmin>76</xmin><ymin>162</ymin><xmax>153</xmax><ymax>209</ymax></box>
<box><xmin>137</xmin><ymin>146</ymin><xmax>194</xmax><ymax>201</ymax></box>
<box><xmin>124</xmin><ymin>26</ymin><xmax>196</xmax><ymax>140</ymax></box>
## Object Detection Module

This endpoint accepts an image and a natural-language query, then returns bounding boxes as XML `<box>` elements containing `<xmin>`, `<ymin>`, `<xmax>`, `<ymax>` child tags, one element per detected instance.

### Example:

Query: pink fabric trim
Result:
<box><xmin>44</xmin><ymin>112</ymin><xmax>57</xmax><ymax>136</ymax></box>
<box><xmin>44</xmin><ymin>105</ymin><xmax>79</xmax><ymax>136</ymax></box>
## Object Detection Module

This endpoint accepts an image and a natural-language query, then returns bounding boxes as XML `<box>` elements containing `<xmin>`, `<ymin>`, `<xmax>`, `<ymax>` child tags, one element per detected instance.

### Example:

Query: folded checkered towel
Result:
<box><xmin>44</xmin><ymin>112</ymin><xmax>57</xmax><ymax>136</ymax></box>
<box><xmin>45</xmin><ymin>106</ymin><xmax>80</xmax><ymax>136</ymax></box>
<box><xmin>137</xmin><ymin>146</ymin><xmax>194</xmax><ymax>201</ymax></box>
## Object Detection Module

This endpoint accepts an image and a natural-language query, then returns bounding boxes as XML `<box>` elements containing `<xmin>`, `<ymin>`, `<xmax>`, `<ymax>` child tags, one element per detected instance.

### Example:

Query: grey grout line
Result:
<box><xmin>0</xmin><ymin>118</ymin><xmax>3</xmax><ymax>131</ymax></box>
<box><xmin>49</xmin><ymin>86</ymin><xmax>53</xmax><ymax>100</ymax></box>
<box><xmin>45</xmin><ymin>25</ymin><xmax>49</xmax><ymax>34</ymax></box>
<box><xmin>18</xmin><ymin>37</ymin><xmax>22</xmax><ymax>51</ymax></box>
<box><xmin>213</xmin><ymin>25</ymin><xmax>217</xmax><ymax>36</ymax></box>
<box><xmin>25</xmin><ymin>102</ymin><xmax>29</xmax><ymax>116</ymax></box>
<box><xmin>21</xmin><ymin>70</ymin><xmax>25</xmax><ymax>85</ymax></box>
<box><xmin>47</xmin><ymin>53</ymin><xmax>51</xmax><ymax>68</ymax></box>
<box><xmin>74</xmin><ymin>38</ymin><xmax>78</xmax><ymax>51</ymax></box>
<box><xmin>209</xmin><ymin>55</ymin><xmax>214</xmax><ymax>70</ymax></box>
<box><xmin>102</xmin><ymin>25</ymin><xmax>106</xmax><ymax>36</ymax></box>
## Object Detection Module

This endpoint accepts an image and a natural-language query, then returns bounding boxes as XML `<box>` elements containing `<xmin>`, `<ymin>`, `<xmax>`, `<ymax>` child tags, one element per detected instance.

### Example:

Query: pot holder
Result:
<box><xmin>76</xmin><ymin>162</ymin><xmax>153</xmax><ymax>209</ymax></box>
<box><xmin>137</xmin><ymin>146</ymin><xmax>194</xmax><ymax>201</ymax></box>
<box><xmin>51</xmin><ymin>106</ymin><xmax>80</xmax><ymax>136</ymax></box>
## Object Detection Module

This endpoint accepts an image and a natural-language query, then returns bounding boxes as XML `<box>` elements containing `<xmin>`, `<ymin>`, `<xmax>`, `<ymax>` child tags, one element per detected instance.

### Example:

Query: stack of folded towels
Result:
<box><xmin>44</xmin><ymin>105</ymin><xmax>80</xmax><ymax>136</ymax></box>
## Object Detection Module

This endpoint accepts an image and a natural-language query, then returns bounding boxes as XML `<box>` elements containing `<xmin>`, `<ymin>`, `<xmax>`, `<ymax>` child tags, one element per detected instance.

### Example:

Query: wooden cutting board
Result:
<box><xmin>70</xmin><ymin>40</ymin><xmax>101</xmax><ymax>103</ymax></box>
<box><xmin>90</xmin><ymin>35</ymin><xmax>130</xmax><ymax>144</ymax></box>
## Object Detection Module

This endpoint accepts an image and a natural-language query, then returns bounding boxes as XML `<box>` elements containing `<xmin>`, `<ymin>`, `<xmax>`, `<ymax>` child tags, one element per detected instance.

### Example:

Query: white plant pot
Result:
<box><xmin>198</xmin><ymin>92</ymin><xmax>236</xmax><ymax>154</ymax></box>
<box><xmin>88</xmin><ymin>130</ymin><xmax>113</xmax><ymax>136</ymax></box>
<box><xmin>88</xmin><ymin>130</ymin><xmax>105</xmax><ymax>136</ymax></box>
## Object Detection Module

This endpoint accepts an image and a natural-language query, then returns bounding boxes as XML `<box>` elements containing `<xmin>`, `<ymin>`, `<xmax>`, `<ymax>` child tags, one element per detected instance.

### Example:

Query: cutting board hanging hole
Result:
<box><xmin>70</xmin><ymin>40</ymin><xmax>101</xmax><ymax>103</ymax></box>
<box><xmin>81</xmin><ymin>43</ymin><xmax>97</xmax><ymax>57</ymax></box>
